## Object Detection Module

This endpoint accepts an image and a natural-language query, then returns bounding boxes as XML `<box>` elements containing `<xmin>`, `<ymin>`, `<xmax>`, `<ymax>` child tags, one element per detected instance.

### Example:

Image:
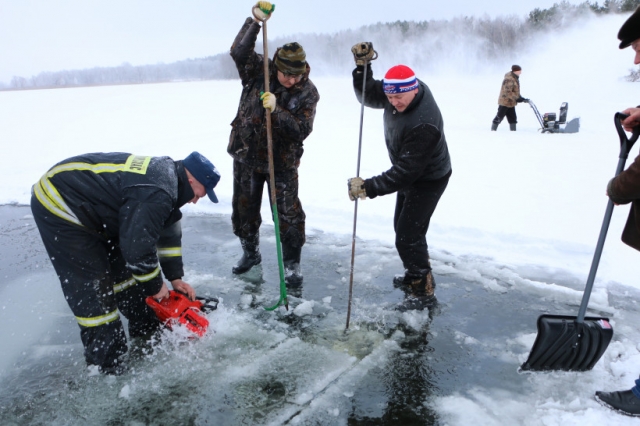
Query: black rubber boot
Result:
<box><xmin>98</xmin><ymin>354</ymin><xmax>128</xmax><ymax>376</ymax></box>
<box><xmin>595</xmin><ymin>390</ymin><xmax>640</xmax><ymax>417</ymax></box>
<box><xmin>392</xmin><ymin>274</ymin><xmax>407</xmax><ymax>288</ymax></box>
<box><xmin>491</xmin><ymin>122</ymin><xmax>498</xmax><ymax>131</ymax></box>
<box><xmin>282</xmin><ymin>243</ymin><xmax>303</xmax><ymax>286</ymax></box>
<box><xmin>509</xmin><ymin>123</ymin><xmax>516</xmax><ymax>131</ymax></box>
<box><xmin>396</xmin><ymin>270</ymin><xmax>437</xmax><ymax>312</ymax></box>
<box><xmin>232</xmin><ymin>235</ymin><xmax>262</xmax><ymax>274</ymax></box>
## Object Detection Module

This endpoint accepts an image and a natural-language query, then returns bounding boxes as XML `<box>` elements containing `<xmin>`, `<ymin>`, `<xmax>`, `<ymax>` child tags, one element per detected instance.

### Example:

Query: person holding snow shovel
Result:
<box><xmin>227</xmin><ymin>2</ymin><xmax>319</xmax><ymax>287</ymax></box>
<box><xmin>347</xmin><ymin>43</ymin><xmax>452</xmax><ymax>311</ymax></box>
<box><xmin>30</xmin><ymin>151</ymin><xmax>221</xmax><ymax>375</ymax></box>
<box><xmin>595</xmin><ymin>6</ymin><xmax>640</xmax><ymax>417</ymax></box>
<box><xmin>490</xmin><ymin>65</ymin><xmax>529</xmax><ymax>131</ymax></box>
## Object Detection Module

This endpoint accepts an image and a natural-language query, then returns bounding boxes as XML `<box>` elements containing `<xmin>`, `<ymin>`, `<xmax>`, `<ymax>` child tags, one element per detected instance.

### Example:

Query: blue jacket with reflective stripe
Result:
<box><xmin>41</xmin><ymin>152</ymin><xmax>193</xmax><ymax>295</ymax></box>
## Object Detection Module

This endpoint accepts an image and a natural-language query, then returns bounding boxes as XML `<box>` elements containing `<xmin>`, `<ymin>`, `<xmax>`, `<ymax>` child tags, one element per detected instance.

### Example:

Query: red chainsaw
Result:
<box><xmin>145</xmin><ymin>290</ymin><xmax>218</xmax><ymax>337</ymax></box>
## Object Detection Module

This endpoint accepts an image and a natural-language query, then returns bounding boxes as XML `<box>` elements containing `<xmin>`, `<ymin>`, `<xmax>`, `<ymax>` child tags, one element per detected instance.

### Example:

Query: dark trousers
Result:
<box><xmin>492</xmin><ymin>105</ymin><xmax>518</xmax><ymax>125</ymax></box>
<box><xmin>31</xmin><ymin>195</ymin><xmax>160</xmax><ymax>370</ymax></box>
<box><xmin>393</xmin><ymin>175</ymin><xmax>449</xmax><ymax>273</ymax></box>
<box><xmin>231</xmin><ymin>160</ymin><xmax>306</xmax><ymax>248</ymax></box>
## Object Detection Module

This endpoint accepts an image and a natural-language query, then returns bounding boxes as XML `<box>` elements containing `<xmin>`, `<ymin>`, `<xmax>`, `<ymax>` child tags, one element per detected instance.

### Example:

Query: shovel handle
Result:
<box><xmin>577</xmin><ymin>113</ymin><xmax>640</xmax><ymax>322</ymax></box>
<box><xmin>614</xmin><ymin>112</ymin><xmax>640</xmax><ymax>164</ymax></box>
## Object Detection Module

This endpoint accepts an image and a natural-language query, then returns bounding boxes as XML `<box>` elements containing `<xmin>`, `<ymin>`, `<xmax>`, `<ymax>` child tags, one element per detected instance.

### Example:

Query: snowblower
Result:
<box><xmin>528</xmin><ymin>100</ymin><xmax>580</xmax><ymax>133</ymax></box>
<box><xmin>146</xmin><ymin>290</ymin><xmax>218</xmax><ymax>337</ymax></box>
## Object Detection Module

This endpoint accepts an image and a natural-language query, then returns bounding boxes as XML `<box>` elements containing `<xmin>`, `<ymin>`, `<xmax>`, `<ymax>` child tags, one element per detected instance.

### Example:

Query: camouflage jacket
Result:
<box><xmin>497</xmin><ymin>71</ymin><xmax>520</xmax><ymax>108</ymax></box>
<box><xmin>228</xmin><ymin>17</ymin><xmax>320</xmax><ymax>171</ymax></box>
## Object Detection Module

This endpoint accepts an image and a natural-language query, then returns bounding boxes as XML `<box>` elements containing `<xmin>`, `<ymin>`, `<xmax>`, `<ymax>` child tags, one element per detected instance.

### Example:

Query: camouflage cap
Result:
<box><xmin>274</xmin><ymin>42</ymin><xmax>306</xmax><ymax>75</ymax></box>
<box><xmin>618</xmin><ymin>6</ymin><xmax>640</xmax><ymax>49</ymax></box>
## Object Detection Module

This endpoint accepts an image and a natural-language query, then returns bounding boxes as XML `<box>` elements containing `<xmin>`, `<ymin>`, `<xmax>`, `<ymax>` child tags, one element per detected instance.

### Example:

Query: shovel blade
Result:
<box><xmin>520</xmin><ymin>314</ymin><xmax>613</xmax><ymax>372</ymax></box>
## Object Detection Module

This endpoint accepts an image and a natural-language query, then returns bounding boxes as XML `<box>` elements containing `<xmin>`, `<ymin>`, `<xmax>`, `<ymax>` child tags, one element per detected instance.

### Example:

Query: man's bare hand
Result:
<box><xmin>621</xmin><ymin>107</ymin><xmax>640</xmax><ymax>132</ymax></box>
<box><xmin>151</xmin><ymin>282</ymin><xmax>170</xmax><ymax>301</ymax></box>
<box><xmin>171</xmin><ymin>279</ymin><xmax>196</xmax><ymax>301</ymax></box>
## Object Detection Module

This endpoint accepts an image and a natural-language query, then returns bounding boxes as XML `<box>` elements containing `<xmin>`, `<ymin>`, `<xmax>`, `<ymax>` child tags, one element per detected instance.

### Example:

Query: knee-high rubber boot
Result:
<box><xmin>491</xmin><ymin>122</ymin><xmax>498</xmax><ymax>131</ymax></box>
<box><xmin>510</xmin><ymin>123</ymin><xmax>517</xmax><ymax>131</ymax></box>
<box><xmin>232</xmin><ymin>235</ymin><xmax>261</xmax><ymax>274</ymax></box>
<box><xmin>281</xmin><ymin>243</ymin><xmax>303</xmax><ymax>286</ymax></box>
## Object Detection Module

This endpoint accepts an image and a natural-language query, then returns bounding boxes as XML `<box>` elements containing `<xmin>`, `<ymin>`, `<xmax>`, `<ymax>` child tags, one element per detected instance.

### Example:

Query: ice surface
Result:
<box><xmin>2</xmin><ymin>12</ymin><xmax>640</xmax><ymax>425</ymax></box>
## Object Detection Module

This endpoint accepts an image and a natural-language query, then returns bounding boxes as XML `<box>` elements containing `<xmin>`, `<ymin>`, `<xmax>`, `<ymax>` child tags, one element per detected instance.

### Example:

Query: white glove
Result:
<box><xmin>252</xmin><ymin>1</ymin><xmax>274</xmax><ymax>21</ymax></box>
<box><xmin>348</xmin><ymin>177</ymin><xmax>367</xmax><ymax>201</ymax></box>
<box><xmin>260</xmin><ymin>91</ymin><xmax>276</xmax><ymax>112</ymax></box>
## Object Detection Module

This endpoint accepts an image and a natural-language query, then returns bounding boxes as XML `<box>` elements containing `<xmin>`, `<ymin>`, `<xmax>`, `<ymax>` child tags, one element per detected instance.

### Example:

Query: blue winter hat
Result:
<box><xmin>183</xmin><ymin>151</ymin><xmax>220</xmax><ymax>203</ymax></box>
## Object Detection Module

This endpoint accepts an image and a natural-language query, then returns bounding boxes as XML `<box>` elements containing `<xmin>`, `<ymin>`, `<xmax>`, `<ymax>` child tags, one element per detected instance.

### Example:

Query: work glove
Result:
<box><xmin>260</xmin><ymin>91</ymin><xmax>277</xmax><ymax>111</ymax></box>
<box><xmin>252</xmin><ymin>1</ymin><xmax>275</xmax><ymax>21</ymax></box>
<box><xmin>348</xmin><ymin>177</ymin><xmax>367</xmax><ymax>201</ymax></box>
<box><xmin>351</xmin><ymin>42</ymin><xmax>377</xmax><ymax>66</ymax></box>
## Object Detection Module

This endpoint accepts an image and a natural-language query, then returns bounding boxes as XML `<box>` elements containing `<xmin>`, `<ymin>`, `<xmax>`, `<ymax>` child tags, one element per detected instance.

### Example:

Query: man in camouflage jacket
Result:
<box><xmin>228</xmin><ymin>4</ymin><xmax>319</xmax><ymax>286</ymax></box>
<box><xmin>491</xmin><ymin>65</ymin><xmax>528</xmax><ymax>131</ymax></box>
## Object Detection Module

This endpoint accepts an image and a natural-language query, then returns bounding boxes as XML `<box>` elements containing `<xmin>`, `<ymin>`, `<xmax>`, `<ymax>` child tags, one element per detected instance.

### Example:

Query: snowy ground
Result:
<box><xmin>1</xmin><ymin>12</ymin><xmax>640</xmax><ymax>425</ymax></box>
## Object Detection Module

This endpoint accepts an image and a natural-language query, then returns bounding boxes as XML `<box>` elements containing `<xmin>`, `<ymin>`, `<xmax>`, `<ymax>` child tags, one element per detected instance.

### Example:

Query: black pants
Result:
<box><xmin>393</xmin><ymin>175</ymin><xmax>450</xmax><ymax>273</ymax></box>
<box><xmin>31</xmin><ymin>195</ymin><xmax>160</xmax><ymax>370</ymax></box>
<box><xmin>231</xmin><ymin>160</ymin><xmax>306</xmax><ymax>248</ymax></box>
<box><xmin>492</xmin><ymin>105</ymin><xmax>518</xmax><ymax>125</ymax></box>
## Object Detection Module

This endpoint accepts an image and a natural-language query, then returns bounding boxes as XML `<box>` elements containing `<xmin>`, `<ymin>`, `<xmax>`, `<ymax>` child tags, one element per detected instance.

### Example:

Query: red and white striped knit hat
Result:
<box><xmin>382</xmin><ymin>65</ymin><xmax>419</xmax><ymax>94</ymax></box>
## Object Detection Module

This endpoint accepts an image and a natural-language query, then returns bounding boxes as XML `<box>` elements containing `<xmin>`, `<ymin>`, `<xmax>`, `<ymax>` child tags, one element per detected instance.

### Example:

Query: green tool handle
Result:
<box><xmin>258</xmin><ymin>12</ymin><xmax>288</xmax><ymax>312</ymax></box>
<box><xmin>264</xmin><ymin>202</ymin><xmax>288</xmax><ymax>311</ymax></box>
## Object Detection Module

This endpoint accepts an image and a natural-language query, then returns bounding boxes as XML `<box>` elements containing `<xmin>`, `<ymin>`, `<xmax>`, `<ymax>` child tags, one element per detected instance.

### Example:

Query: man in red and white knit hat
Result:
<box><xmin>348</xmin><ymin>42</ymin><xmax>452</xmax><ymax>311</ymax></box>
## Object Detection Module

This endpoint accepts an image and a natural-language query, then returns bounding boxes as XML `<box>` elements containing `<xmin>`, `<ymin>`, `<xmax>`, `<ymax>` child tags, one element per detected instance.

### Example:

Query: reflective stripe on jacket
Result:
<box><xmin>32</xmin><ymin>153</ymin><xmax>192</xmax><ymax>295</ymax></box>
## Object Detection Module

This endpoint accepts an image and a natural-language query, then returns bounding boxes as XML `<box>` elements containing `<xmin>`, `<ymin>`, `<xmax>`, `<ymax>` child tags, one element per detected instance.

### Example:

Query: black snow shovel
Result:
<box><xmin>520</xmin><ymin>112</ymin><xmax>640</xmax><ymax>372</ymax></box>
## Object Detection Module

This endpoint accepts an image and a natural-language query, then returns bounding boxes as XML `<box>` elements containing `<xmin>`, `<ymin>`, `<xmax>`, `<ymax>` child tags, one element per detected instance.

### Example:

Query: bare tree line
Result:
<box><xmin>2</xmin><ymin>1</ymin><xmax>639</xmax><ymax>91</ymax></box>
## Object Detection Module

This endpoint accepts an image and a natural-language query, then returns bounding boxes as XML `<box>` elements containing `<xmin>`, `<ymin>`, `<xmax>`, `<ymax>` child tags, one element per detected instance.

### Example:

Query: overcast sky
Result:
<box><xmin>1</xmin><ymin>0</ymin><xmax>585</xmax><ymax>83</ymax></box>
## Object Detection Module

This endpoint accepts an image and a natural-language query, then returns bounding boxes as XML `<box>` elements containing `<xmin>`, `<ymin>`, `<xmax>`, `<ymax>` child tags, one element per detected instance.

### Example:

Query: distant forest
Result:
<box><xmin>3</xmin><ymin>0</ymin><xmax>639</xmax><ymax>91</ymax></box>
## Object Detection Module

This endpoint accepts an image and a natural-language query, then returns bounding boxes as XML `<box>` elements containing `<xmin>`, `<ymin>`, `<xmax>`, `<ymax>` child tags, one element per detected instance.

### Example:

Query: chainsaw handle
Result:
<box><xmin>614</xmin><ymin>112</ymin><xmax>640</xmax><ymax>161</ymax></box>
<box><xmin>172</xmin><ymin>289</ymin><xmax>218</xmax><ymax>312</ymax></box>
<box><xmin>196</xmin><ymin>295</ymin><xmax>219</xmax><ymax>313</ymax></box>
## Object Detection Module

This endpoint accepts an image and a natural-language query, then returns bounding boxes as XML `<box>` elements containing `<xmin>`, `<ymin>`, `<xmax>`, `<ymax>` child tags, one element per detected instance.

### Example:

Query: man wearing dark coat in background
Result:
<box><xmin>228</xmin><ymin>1</ymin><xmax>319</xmax><ymax>287</ymax></box>
<box><xmin>31</xmin><ymin>151</ymin><xmax>221</xmax><ymax>375</ymax></box>
<box><xmin>347</xmin><ymin>43</ymin><xmax>451</xmax><ymax>311</ymax></box>
<box><xmin>595</xmin><ymin>6</ymin><xmax>640</xmax><ymax>417</ymax></box>
<box><xmin>491</xmin><ymin>65</ymin><xmax>529</xmax><ymax>131</ymax></box>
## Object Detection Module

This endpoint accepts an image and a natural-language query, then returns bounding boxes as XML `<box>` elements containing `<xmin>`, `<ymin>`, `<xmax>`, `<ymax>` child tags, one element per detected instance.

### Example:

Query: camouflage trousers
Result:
<box><xmin>231</xmin><ymin>160</ymin><xmax>306</xmax><ymax>248</ymax></box>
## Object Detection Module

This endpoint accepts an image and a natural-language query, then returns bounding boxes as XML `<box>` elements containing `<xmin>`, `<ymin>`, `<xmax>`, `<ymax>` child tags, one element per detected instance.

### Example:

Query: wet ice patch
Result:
<box><xmin>119</xmin><ymin>384</ymin><xmax>131</xmax><ymax>399</ymax></box>
<box><xmin>284</xmin><ymin>339</ymin><xmax>402</xmax><ymax>425</ymax></box>
<box><xmin>239</xmin><ymin>293</ymin><xmax>253</xmax><ymax>308</ymax></box>
<box><xmin>0</xmin><ymin>272</ymin><xmax>69</xmax><ymax>377</ymax></box>
<box><xmin>399</xmin><ymin>309</ymin><xmax>432</xmax><ymax>331</ymax></box>
<box><xmin>432</xmin><ymin>254</ymin><xmax>616</xmax><ymax>314</ymax></box>
<box><xmin>454</xmin><ymin>331</ymin><xmax>480</xmax><ymax>346</ymax></box>
<box><xmin>294</xmin><ymin>300</ymin><xmax>315</xmax><ymax>317</ymax></box>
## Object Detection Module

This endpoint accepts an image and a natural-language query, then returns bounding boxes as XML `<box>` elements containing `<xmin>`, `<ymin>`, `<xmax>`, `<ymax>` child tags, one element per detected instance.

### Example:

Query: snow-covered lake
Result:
<box><xmin>1</xmin><ymin>12</ymin><xmax>640</xmax><ymax>425</ymax></box>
